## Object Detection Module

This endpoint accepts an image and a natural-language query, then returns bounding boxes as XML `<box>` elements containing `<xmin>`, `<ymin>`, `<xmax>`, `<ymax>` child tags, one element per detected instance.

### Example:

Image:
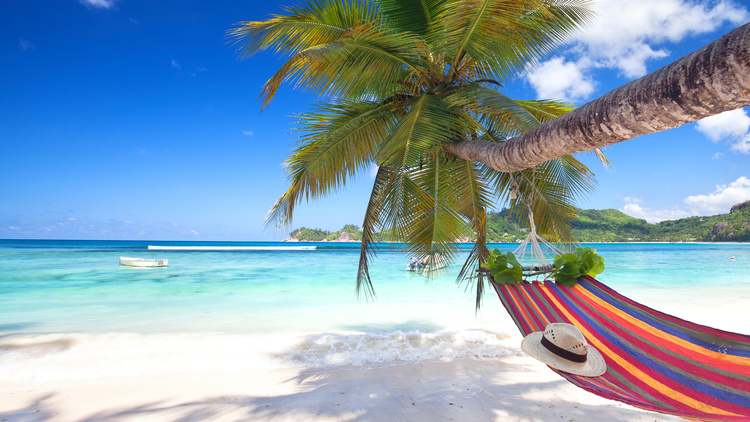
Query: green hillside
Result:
<box><xmin>287</xmin><ymin>201</ymin><xmax>750</xmax><ymax>243</ymax></box>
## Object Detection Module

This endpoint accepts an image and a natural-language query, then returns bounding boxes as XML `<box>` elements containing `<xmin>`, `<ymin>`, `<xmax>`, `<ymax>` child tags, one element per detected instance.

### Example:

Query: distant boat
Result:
<box><xmin>406</xmin><ymin>255</ymin><xmax>447</xmax><ymax>272</ymax></box>
<box><xmin>120</xmin><ymin>256</ymin><xmax>168</xmax><ymax>267</ymax></box>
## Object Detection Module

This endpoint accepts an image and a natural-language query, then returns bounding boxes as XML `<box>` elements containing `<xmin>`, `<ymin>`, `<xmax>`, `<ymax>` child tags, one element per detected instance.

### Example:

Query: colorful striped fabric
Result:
<box><xmin>493</xmin><ymin>276</ymin><xmax>750</xmax><ymax>422</ymax></box>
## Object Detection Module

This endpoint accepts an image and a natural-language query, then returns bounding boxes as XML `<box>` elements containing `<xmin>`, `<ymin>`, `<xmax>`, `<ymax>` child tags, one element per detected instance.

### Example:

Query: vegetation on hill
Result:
<box><xmin>288</xmin><ymin>224</ymin><xmax>363</xmax><ymax>242</ymax></box>
<box><xmin>287</xmin><ymin>201</ymin><xmax>750</xmax><ymax>243</ymax></box>
<box><xmin>288</xmin><ymin>227</ymin><xmax>331</xmax><ymax>241</ymax></box>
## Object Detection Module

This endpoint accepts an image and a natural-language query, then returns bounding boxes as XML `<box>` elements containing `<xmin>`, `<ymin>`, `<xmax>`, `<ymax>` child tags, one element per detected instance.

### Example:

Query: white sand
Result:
<box><xmin>1</xmin><ymin>287</ymin><xmax>746</xmax><ymax>422</ymax></box>
<box><xmin>0</xmin><ymin>355</ymin><xmax>685</xmax><ymax>422</ymax></box>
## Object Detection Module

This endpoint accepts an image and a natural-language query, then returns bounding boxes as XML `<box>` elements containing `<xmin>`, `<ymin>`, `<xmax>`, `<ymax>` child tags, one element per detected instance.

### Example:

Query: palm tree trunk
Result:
<box><xmin>447</xmin><ymin>22</ymin><xmax>750</xmax><ymax>172</ymax></box>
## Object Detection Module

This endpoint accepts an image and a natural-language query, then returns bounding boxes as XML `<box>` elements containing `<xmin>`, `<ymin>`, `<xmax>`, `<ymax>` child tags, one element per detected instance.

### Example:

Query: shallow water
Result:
<box><xmin>1</xmin><ymin>240</ymin><xmax>749</xmax><ymax>374</ymax></box>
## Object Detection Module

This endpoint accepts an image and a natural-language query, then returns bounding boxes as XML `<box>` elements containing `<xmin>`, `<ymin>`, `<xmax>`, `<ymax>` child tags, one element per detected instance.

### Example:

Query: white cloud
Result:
<box><xmin>171</xmin><ymin>60</ymin><xmax>181</xmax><ymax>69</ymax></box>
<box><xmin>242</xmin><ymin>130</ymin><xmax>254</xmax><ymax>136</ymax></box>
<box><xmin>369</xmin><ymin>164</ymin><xmax>379</xmax><ymax>179</ymax></box>
<box><xmin>575</xmin><ymin>0</ymin><xmax>749</xmax><ymax>78</ymax></box>
<box><xmin>8</xmin><ymin>226</ymin><xmax>20</xmax><ymax>231</ymax></box>
<box><xmin>621</xmin><ymin>202</ymin><xmax>691</xmax><ymax>223</ymax></box>
<box><xmin>696</xmin><ymin>108</ymin><xmax>750</xmax><ymax>153</ymax></box>
<box><xmin>79</xmin><ymin>0</ymin><xmax>116</xmax><ymax>9</ymax></box>
<box><xmin>18</xmin><ymin>38</ymin><xmax>35</xmax><ymax>50</ymax></box>
<box><xmin>712</xmin><ymin>152</ymin><xmax>725</xmax><ymax>160</ymax></box>
<box><xmin>527</xmin><ymin>0</ymin><xmax>749</xmax><ymax>100</ymax></box>
<box><xmin>621</xmin><ymin>176</ymin><xmax>750</xmax><ymax>222</ymax></box>
<box><xmin>684</xmin><ymin>176</ymin><xmax>750</xmax><ymax>214</ymax></box>
<box><xmin>732</xmin><ymin>136</ymin><xmax>750</xmax><ymax>154</ymax></box>
<box><xmin>696</xmin><ymin>107</ymin><xmax>750</xmax><ymax>136</ymax></box>
<box><xmin>190</xmin><ymin>230</ymin><xmax>199</xmax><ymax>235</ymax></box>
<box><xmin>525</xmin><ymin>57</ymin><xmax>596</xmax><ymax>102</ymax></box>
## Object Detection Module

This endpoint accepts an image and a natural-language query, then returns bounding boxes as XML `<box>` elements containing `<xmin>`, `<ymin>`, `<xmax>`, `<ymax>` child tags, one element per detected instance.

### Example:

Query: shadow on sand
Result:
<box><xmin>1</xmin><ymin>357</ymin><xmax>682</xmax><ymax>422</ymax></box>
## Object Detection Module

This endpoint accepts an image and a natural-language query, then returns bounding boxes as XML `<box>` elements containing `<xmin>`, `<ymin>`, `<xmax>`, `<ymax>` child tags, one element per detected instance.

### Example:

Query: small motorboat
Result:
<box><xmin>406</xmin><ymin>255</ymin><xmax>447</xmax><ymax>272</ymax></box>
<box><xmin>120</xmin><ymin>256</ymin><xmax>168</xmax><ymax>267</ymax></box>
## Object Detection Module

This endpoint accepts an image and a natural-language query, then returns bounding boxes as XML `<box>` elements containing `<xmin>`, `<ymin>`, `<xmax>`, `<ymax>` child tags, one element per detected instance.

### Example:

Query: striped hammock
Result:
<box><xmin>493</xmin><ymin>276</ymin><xmax>750</xmax><ymax>422</ymax></box>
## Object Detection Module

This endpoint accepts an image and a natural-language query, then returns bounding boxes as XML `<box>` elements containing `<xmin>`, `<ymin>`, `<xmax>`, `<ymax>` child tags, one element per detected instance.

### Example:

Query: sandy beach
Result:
<box><xmin>2</xmin><ymin>242</ymin><xmax>748</xmax><ymax>422</ymax></box>
<box><xmin>1</xmin><ymin>354</ymin><xmax>685</xmax><ymax>422</ymax></box>
<box><xmin>7</xmin><ymin>290</ymin><xmax>744</xmax><ymax>422</ymax></box>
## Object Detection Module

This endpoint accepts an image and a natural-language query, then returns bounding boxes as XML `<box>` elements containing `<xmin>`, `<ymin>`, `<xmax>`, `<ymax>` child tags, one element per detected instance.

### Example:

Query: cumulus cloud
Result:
<box><xmin>621</xmin><ymin>176</ymin><xmax>750</xmax><ymax>222</ymax></box>
<box><xmin>684</xmin><ymin>176</ymin><xmax>750</xmax><ymax>214</ymax></box>
<box><xmin>525</xmin><ymin>57</ymin><xmax>596</xmax><ymax>102</ymax></box>
<box><xmin>695</xmin><ymin>108</ymin><xmax>750</xmax><ymax>153</ymax></box>
<box><xmin>621</xmin><ymin>202</ymin><xmax>691</xmax><ymax>224</ymax></box>
<box><xmin>576</xmin><ymin>0</ymin><xmax>749</xmax><ymax>77</ymax></box>
<box><xmin>526</xmin><ymin>0</ymin><xmax>749</xmax><ymax>101</ymax></box>
<box><xmin>79</xmin><ymin>0</ymin><xmax>116</xmax><ymax>9</ymax></box>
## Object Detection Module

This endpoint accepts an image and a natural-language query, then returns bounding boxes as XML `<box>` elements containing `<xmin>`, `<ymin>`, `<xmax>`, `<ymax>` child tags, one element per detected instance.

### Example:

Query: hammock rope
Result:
<box><xmin>493</xmin><ymin>277</ymin><xmax>750</xmax><ymax>422</ymax></box>
<box><xmin>508</xmin><ymin>172</ymin><xmax>559</xmax><ymax>277</ymax></box>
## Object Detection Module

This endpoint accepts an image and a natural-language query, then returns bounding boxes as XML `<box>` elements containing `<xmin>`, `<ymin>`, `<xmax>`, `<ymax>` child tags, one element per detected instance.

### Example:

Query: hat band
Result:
<box><xmin>541</xmin><ymin>335</ymin><xmax>587</xmax><ymax>363</ymax></box>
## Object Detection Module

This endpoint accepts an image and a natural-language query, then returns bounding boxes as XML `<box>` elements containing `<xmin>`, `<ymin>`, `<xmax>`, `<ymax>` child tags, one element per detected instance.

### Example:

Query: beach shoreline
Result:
<box><xmin>1</xmin><ymin>240</ymin><xmax>748</xmax><ymax>421</ymax></box>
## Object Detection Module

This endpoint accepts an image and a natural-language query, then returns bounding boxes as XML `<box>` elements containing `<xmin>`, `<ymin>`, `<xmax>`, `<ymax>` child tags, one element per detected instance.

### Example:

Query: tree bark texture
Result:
<box><xmin>447</xmin><ymin>22</ymin><xmax>750</xmax><ymax>172</ymax></box>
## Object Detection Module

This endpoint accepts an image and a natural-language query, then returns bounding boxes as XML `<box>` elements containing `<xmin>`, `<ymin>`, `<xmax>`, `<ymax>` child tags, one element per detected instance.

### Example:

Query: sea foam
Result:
<box><xmin>276</xmin><ymin>329</ymin><xmax>521</xmax><ymax>368</ymax></box>
<box><xmin>0</xmin><ymin>330</ymin><xmax>521</xmax><ymax>384</ymax></box>
<box><xmin>147</xmin><ymin>245</ymin><xmax>317</xmax><ymax>251</ymax></box>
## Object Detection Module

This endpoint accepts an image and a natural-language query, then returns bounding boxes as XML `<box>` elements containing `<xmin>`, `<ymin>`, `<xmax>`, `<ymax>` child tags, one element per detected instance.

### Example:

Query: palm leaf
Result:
<box><xmin>378</xmin><ymin>94</ymin><xmax>462</xmax><ymax>168</ymax></box>
<box><xmin>228</xmin><ymin>0</ymin><xmax>376</xmax><ymax>57</ymax></box>
<box><xmin>436</xmin><ymin>0</ymin><xmax>594</xmax><ymax>83</ymax></box>
<box><xmin>379</xmin><ymin>0</ymin><xmax>448</xmax><ymax>35</ymax></box>
<box><xmin>356</xmin><ymin>165</ymin><xmax>396</xmax><ymax>299</ymax></box>
<box><xmin>266</xmin><ymin>100</ymin><xmax>396</xmax><ymax>229</ymax></box>
<box><xmin>446</xmin><ymin>159</ymin><xmax>494</xmax><ymax>310</ymax></box>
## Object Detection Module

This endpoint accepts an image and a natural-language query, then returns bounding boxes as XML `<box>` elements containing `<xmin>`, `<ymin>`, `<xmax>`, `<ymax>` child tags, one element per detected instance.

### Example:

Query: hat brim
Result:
<box><xmin>521</xmin><ymin>332</ymin><xmax>607</xmax><ymax>377</ymax></box>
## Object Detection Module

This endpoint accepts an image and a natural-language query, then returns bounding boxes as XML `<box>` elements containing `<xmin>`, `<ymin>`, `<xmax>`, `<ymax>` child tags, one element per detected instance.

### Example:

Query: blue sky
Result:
<box><xmin>2</xmin><ymin>0</ymin><xmax>749</xmax><ymax>241</ymax></box>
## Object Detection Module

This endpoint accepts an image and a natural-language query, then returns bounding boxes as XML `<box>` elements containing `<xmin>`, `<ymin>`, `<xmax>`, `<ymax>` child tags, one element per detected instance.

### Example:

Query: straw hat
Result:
<box><xmin>521</xmin><ymin>322</ymin><xmax>606</xmax><ymax>377</ymax></box>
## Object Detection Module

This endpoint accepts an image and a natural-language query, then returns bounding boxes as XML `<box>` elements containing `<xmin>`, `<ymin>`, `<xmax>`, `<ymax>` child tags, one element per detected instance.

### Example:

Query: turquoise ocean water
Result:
<box><xmin>1</xmin><ymin>240</ymin><xmax>749</xmax><ymax>374</ymax></box>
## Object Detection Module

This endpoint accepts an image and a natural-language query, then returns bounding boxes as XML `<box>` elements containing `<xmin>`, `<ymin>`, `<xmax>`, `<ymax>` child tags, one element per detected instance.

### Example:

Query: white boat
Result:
<box><xmin>120</xmin><ymin>256</ymin><xmax>168</xmax><ymax>267</ymax></box>
<box><xmin>406</xmin><ymin>255</ymin><xmax>447</xmax><ymax>272</ymax></box>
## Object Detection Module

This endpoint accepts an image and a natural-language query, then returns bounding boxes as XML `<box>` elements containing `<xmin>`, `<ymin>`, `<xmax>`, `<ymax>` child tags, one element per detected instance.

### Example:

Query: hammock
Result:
<box><xmin>493</xmin><ymin>276</ymin><xmax>750</xmax><ymax>422</ymax></box>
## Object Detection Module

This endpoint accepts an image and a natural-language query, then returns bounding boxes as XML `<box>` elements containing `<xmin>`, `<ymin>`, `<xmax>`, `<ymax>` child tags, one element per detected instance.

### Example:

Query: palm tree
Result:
<box><xmin>447</xmin><ymin>22</ymin><xmax>750</xmax><ymax>172</ymax></box>
<box><xmin>229</xmin><ymin>0</ymin><xmax>606</xmax><ymax>307</ymax></box>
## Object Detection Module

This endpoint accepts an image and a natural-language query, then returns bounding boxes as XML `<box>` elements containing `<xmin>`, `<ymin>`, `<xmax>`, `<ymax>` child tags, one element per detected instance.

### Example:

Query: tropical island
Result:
<box><xmin>286</xmin><ymin>200</ymin><xmax>750</xmax><ymax>243</ymax></box>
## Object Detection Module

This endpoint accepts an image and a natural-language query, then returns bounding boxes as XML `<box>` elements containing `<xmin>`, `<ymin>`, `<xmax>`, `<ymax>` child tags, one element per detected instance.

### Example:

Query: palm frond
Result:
<box><xmin>378</xmin><ymin>94</ymin><xmax>462</xmax><ymax>168</ymax></box>
<box><xmin>231</xmin><ymin>0</ymin><xmax>431</xmax><ymax>107</ymax></box>
<box><xmin>258</xmin><ymin>24</ymin><xmax>426</xmax><ymax>107</ymax></box>
<box><xmin>228</xmin><ymin>0</ymin><xmax>376</xmax><ymax>57</ymax></box>
<box><xmin>379</xmin><ymin>0</ymin><xmax>448</xmax><ymax>35</ymax></box>
<box><xmin>400</xmin><ymin>155</ymin><xmax>467</xmax><ymax>263</ymax></box>
<box><xmin>356</xmin><ymin>165</ymin><xmax>396</xmax><ymax>299</ymax></box>
<box><xmin>446</xmin><ymin>159</ymin><xmax>493</xmax><ymax>311</ymax></box>
<box><xmin>446</xmin><ymin>84</ymin><xmax>541</xmax><ymax>138</ymax></box>
<box><xmin>266</xmin><ymin>100</ymin><xmax>396</xmax><ymax>229</ymax></box>
<box><xmin>436</xmin><ymin>0</ymin><xmax>594</xmax><ymax>83</ymax></box>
